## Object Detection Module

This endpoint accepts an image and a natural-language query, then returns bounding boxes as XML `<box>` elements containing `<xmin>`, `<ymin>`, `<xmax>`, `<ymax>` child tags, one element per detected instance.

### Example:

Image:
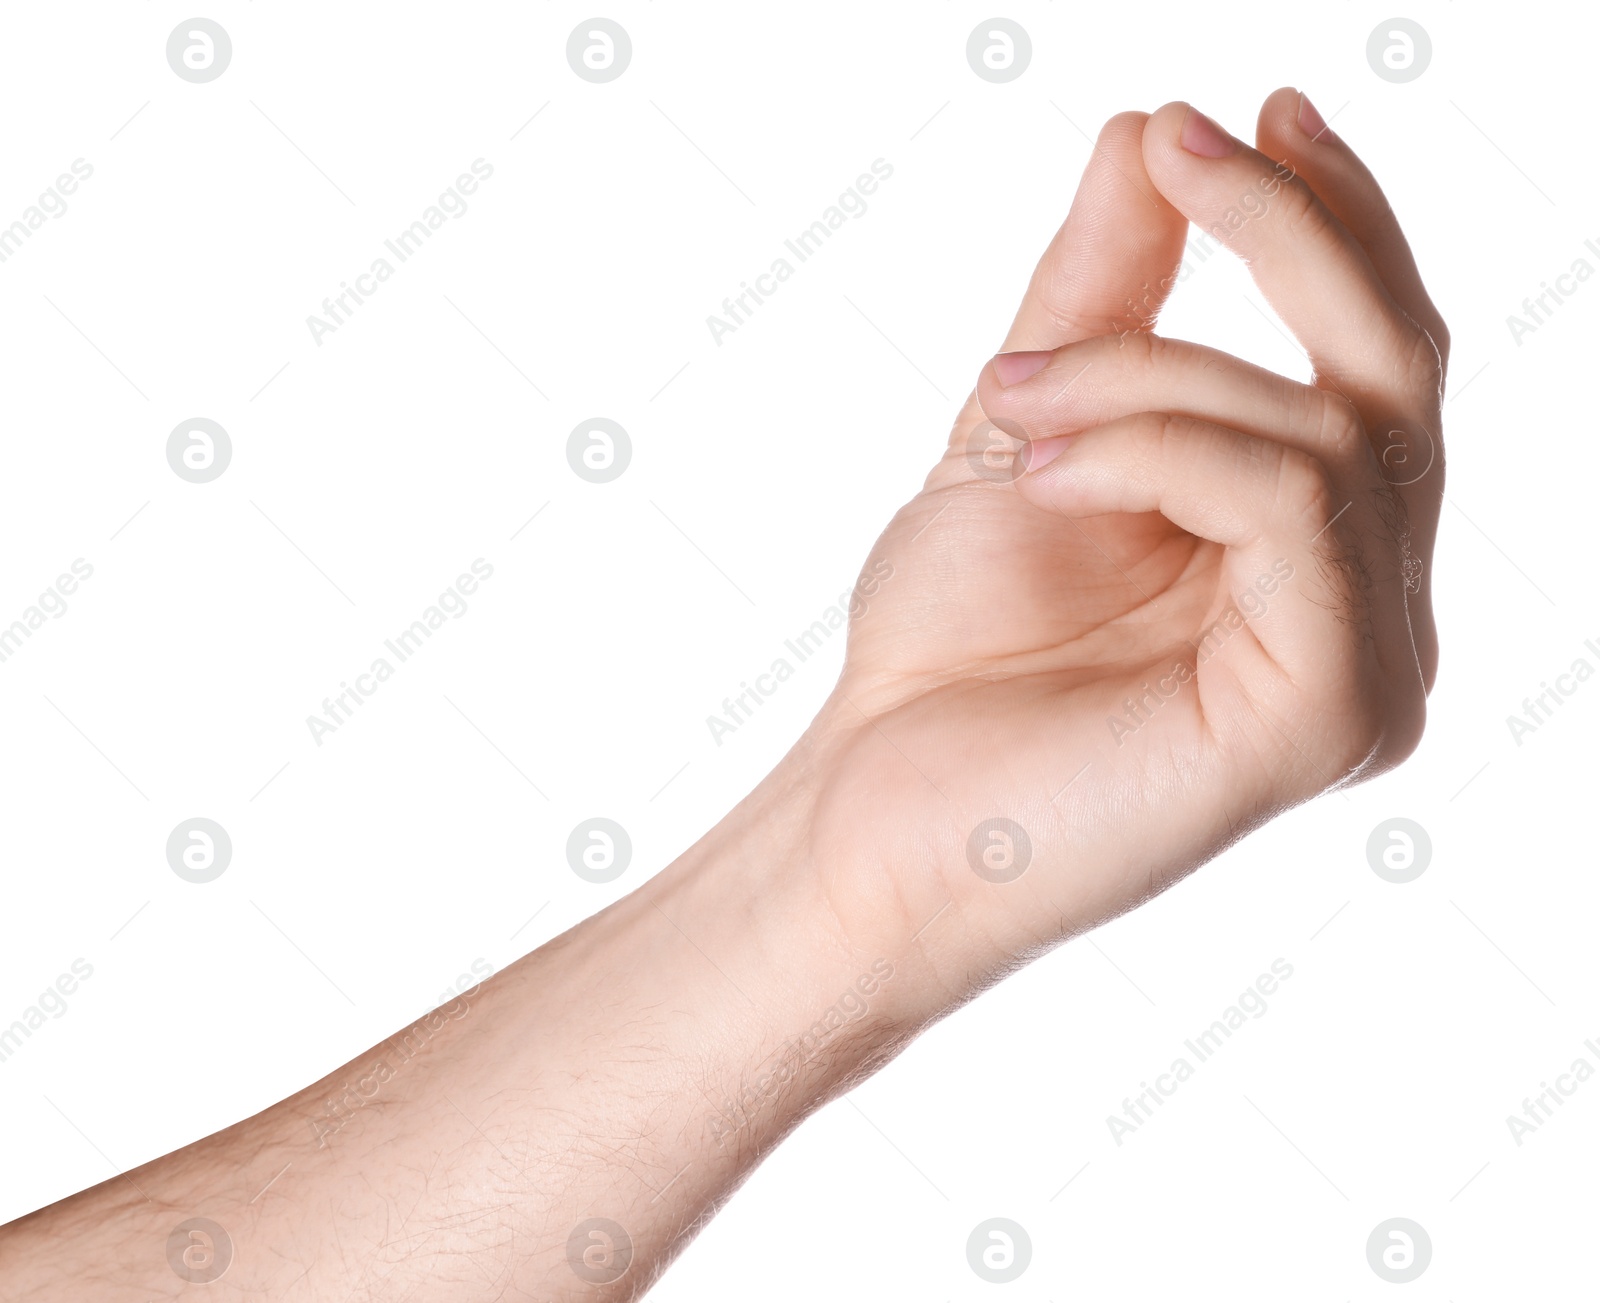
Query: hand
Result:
<box><xmin>800</xmin><ymin>90</ymin><xmax>1447</xmax><ymax>1019</ymax></box>
<box><xmin>0</xmin><ymin>89</ymin><xmax>1450</xmax><ymax>1303</ymax></box>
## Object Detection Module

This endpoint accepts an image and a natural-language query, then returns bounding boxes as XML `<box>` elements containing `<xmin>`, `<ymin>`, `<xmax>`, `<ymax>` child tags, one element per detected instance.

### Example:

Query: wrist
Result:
<box><xmin>640</xmin><ymin>729</ymin><xmax>913</xmax><ymax>1134</ymax></box>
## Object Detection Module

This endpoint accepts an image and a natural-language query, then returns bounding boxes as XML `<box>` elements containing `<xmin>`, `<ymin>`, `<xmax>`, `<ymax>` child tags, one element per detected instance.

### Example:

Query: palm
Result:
<box><xmin>821</xmin><ymin>421</ymin><xmax>1269</xmax><ymax>937</ymax></box>
<box><xmin>845</xmin><ymin>421</ymin><xmax>1227</xmax><ymax>700</ymax></box>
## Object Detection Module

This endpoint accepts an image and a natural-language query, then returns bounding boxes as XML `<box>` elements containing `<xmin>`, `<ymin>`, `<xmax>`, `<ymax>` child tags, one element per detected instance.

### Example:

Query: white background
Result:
<box><xmin>0</xmin><ymin>2</ymin><xmax>1593</xmax><ymax>1298</ymax></box>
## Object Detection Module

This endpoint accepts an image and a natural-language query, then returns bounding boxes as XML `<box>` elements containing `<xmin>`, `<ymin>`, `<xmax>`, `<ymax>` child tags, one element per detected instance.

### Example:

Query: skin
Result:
<box><xmin>0</xmin><ymin>90</ymin><xmax>1446</xmax><ymax>1300</ymax></box>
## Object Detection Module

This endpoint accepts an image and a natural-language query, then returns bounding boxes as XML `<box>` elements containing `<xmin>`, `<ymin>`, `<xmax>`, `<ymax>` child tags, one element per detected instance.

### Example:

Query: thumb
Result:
<box><xmin>1001</xmin><ymin>111</ymin><xmax>1188</xmax><ymax>352</ymax></box>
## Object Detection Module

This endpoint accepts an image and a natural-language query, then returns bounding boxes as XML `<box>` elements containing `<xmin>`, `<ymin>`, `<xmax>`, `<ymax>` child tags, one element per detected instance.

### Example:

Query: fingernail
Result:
<box><xmin>992</xmin><ymin>350</ymin><xmax>1052</xmax><ymax>387</ymax></box>
<box><xmin>1297</xmin><ymin>92</ymin><xmax>1330</xmax><ymax>141</ymax></box>
<box><xmin>1179</xmin><ymin>107</ymin><xmax>1236</xmax><ymax>158</ymax></box>
<box><xmin>1022</xmin><ymin>436</ymin><xmax>1073</xmax><ymax>472</ymax></box>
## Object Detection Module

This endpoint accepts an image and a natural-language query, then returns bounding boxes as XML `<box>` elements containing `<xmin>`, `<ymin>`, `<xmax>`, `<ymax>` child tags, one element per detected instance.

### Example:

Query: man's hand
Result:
<box><xmin>0</xmin><ymin>90</ymin><xmax>1446</xmax><ymax>1301</ymax></box>
<box><xmin>800</xmin><ymin>90</ymin><xmax>1446</xmax><ymax>1027</ymax></box>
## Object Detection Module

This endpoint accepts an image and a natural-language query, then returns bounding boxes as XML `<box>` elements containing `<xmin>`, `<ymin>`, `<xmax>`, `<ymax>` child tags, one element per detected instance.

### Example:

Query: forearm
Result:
<box><xmin>0</xmin><ymin>80</ymin><xmax>1447</xmax><ymax>1303</ymax></box>
<box><xmin>0</xmin><ymin>728</ymin><xmax>911</xmax><ymax>1300</ymax></box>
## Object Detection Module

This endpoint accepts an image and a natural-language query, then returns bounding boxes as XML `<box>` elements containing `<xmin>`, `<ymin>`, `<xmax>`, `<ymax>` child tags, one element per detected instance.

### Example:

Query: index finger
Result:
<box><xmin>1139</xmin><ymin>100</ymin><xmax>1444</xmax><ymax>421</ymax></box>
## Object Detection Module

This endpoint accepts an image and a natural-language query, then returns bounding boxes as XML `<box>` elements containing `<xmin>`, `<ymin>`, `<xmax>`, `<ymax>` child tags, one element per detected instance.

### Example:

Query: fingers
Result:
<box><xmin>1001</xmin><ymin>112</ymin><xmax>1189</xmax><ymax>351</ymax></box>
<box><xmin>1139</xmin><ymin>101</ymin><xmax>1441</xmax><ymax>416</ymax></box>
<box><xmin>1012</xmin><ymin>413</ymin><xmax>1381</xmax><ymax>716</ymax></box>
<box><xmin>984</xmin><ymin>332</ymin><xmax>1423</xmax><ymax>692</ymax></box>
<box><xmin>1137</xmin><ymin>97</ymin><xmax>1443</xmax><ymax>692</ymax></box>
<box><xmin>1245</xmin><ymin>87</ymin><xmax>1445</xmax><ymax>691</ymax></box>
<box><xmin>977</xmin><ymin>332</ymin><xmax>1370</xmax><ymax>476</ymax></box>
<box><xmin>1254</xmin><ymin>87</ymin><xmax>1450</xmax><ymax>375</ymax></box>
<box><xmin>1017</xmin><ymin>413</ymin><xmax>1335</xmax><ymax>558</ymax></box>
<box><xmin>936</xmin><ymin>111</ymin><xmax>1188</xmax><ymax>489</ymax></box>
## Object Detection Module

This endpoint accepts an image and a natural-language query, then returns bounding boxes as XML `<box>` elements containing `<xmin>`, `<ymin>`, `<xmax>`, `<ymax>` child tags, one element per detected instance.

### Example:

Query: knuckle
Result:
<box><xmin>1110</xmin><ymin>320</ymin><xmax>1160</xmax><ymax>364</ymax></box>
<box><xmin>1084</xmin><ymin>330</ymin><xmax>1128</xmax><ymax>371</ymax></box>
<box><xmin>1271</xmin><ymin>446</ymin><xmax>1337</xmax><ymax>532</ymax></box>
<box><xmin>1313</xmin><ymin>389</ymin><xmax>1369</xmax><ymax>463</ymax></box>
<box><xmin>1134</xmin><ymin>328</ymin><xmax>1168</xmax><ymax>360</ymax></box>
<box><xmin>1427</xmin><ymin>315</ymin><xmax>1451</xmax><ymax>365</ymax></box>
<box><xmin>1019</xmin><ymin>339</ymin><xmax>1102</xmax><ymax>430</ymax></box>
<box><xmin>1402</xmin><ymin>325</ymin><xmax>1446</xmax><ymax>401</ymax></box>
<box><xmin>1113</xmin><ymin>329</ymin><xmax>1189</xmax><ymax>395</ymax></box>
<box><xmin>1153</xmin><ymin>410</ymin><xmax>1194</xmax><ymax>463</ymax></box>
<box><xmin>995</xmin><ymin>330</ymin><xmax>1188</xmax><ymax>441</ymax></box>
<box><xmin>1270</xmin><ymin>178</ymin><xmax>1341</xmax><ymax>248</ymax></box>
<box><xmin>1139</xmin><ymin>329</ymin><xmax>1180</xmax><ymax>372</ymax></box>
<box><xmin>1039</xmin><ymin>295</ymin><xmax>1098</xmax><ymax>343</ymax></box>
